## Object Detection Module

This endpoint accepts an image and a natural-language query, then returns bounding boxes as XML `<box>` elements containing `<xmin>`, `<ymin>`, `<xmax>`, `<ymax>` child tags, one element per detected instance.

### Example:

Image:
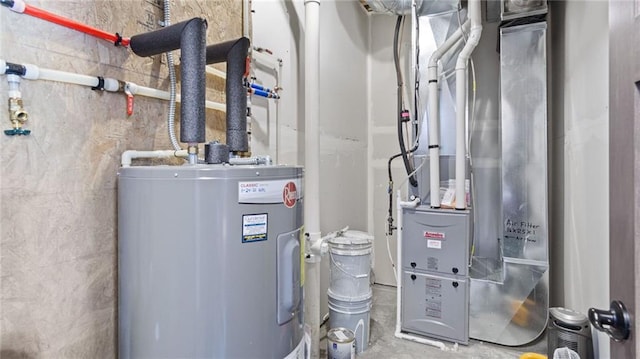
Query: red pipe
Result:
<box><xmin>22</xmin><ymin>4</ymin><xmax>130</xmax><ymax>47</ymax></box>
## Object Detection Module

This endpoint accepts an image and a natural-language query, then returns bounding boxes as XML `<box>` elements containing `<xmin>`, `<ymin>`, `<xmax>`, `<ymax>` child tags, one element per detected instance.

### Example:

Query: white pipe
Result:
<box><xmin>304</xmin><ymin>0</ymin><xmax>321</xmax><ymax>357</ymax></box>
<box><xmin>0</xmin><ymin>60</ymin><xmax>227</xmax><ymax>113</ymax></box>
<box><xmin>394</xmin><ymin>192</ymin><xmax>448</xmax><ymax>349</ymax></box>
<box><xmin>6</xmin><ymin>0</ymin><xmax>26</xmax><ymax>13</ymax></box>
<box><xmin>22</xmin><ymin>64</ymin><xmax>119</xmax><ymax>91</ymax></box>
<box><xmin>252</xmin><ymin>50</ymin><xmax>281</xmax><ymax>70</ymax></box>
<box><xmin>7</xmin><ymin>74</ymin><xmax>21</xmax><ymax>98</ymax></box>
<box><xmin>206</xmin><ymin>66</ymin><xmax>226</xmax><ymax>79</ymax></box>
<box><xmin>0</xmin><ymin>59</ymin><xmax>6</xmax><ymax>75</ymax></box>
<box><xmin>427</xmin><ymin>20</ymin><xmax>469</xmax><ymax>208</ymax></box>
<box><xmin>242</xmin><ymin>0</ymin><xmax>250</xmax><ymax>38</ymax></box>
<box><xmin>121</xmin><ymin>149</ymin><xmax>188</xmax><ymax>167</ymax></box>
<box><xmin>126</xmin><ymin>82</ymin><xmax>226</xmax><ymax>112</ymax></box>
<box><xmin>454</xmin><ymin>1</ymin><xmax>482</xmax><ymax>210</ymax></box>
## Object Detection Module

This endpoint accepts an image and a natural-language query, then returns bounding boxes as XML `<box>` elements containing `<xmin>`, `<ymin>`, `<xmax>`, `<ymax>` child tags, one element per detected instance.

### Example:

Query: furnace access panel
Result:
<box><xmin>401</xmin><ymin>207</ymin><xmax>471</xmax><ymax>344</ymax></box>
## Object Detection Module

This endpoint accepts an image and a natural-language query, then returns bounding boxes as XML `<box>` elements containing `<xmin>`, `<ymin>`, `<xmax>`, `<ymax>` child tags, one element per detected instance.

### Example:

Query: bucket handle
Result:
<box><xmin>329</xmin><ymin>250</ymin><xmax>368</xmax><ymax>279</ymax></box>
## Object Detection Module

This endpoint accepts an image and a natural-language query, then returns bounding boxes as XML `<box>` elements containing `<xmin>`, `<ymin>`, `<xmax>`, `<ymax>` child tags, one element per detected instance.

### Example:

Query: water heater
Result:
<box><xmin>118</xmin><ymin>164</ymin><xmax>305</xmax><ymax>359</ymax></box>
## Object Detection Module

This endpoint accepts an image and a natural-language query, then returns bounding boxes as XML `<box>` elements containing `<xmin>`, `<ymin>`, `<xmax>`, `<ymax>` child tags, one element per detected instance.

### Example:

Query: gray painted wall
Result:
<box><xmin>251</xmin><ymin>0</ymin><xmax>370</xmax><ymax>318</ymax></box>
<box><xmin>550</xmin><ymin>2</ymin><xmax>610</xmax><ymax>358</ymax></box>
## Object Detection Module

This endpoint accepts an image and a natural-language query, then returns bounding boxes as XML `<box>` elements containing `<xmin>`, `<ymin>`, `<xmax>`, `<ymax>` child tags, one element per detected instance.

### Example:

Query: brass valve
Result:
<box><xmin>5</xmin><ymin>97</ymin><xmax>30</xmax><ymax>136</ymax></box>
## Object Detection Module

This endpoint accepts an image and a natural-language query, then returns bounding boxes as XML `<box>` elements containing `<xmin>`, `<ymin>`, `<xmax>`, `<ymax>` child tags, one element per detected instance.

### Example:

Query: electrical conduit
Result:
<box><xmin>0</xmin><ymin>0</ymin><xmax>130</xmax><ymax>46</ymax></box>
<box><xmin>427</xmin><ymin>19</ymin><xmax>470</xmax><ymax>208</ymax></box>
<box><xmin>163</xmin><ymin>0</ymin><xmax>180</xmax><ymax>151</ymax></box>
<box><xmin>454</xmin><ymin>1</ymin><xmax>482</xmax><ymax>210</ymax></box>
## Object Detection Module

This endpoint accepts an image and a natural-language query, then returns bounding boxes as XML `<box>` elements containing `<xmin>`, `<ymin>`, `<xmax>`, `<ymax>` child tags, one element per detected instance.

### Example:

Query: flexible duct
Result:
<box><xmin>454</xmin><ymin>1</ymin><xmax>482</xmax><ymax>210</ymax></box>
<box><xmin>427</xmin><ymin>19</ymin><xmax>470</xmax><ymax>208</ymax></box>
<box><xmin>206</xmin><ymin>37</ymin><xmax>251</xmax><ymax>153</ymax></box>
<box><xmin>130</xmin><ymin>18</ymin><xmax>207</xmax><ymax>144</ymax></box>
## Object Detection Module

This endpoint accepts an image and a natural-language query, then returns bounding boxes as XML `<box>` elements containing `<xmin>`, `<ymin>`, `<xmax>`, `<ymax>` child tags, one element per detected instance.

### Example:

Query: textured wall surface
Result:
<box><xmin>0</xmin><ymin>1</ymin><xmax>241</xmax><ymax>357</ymax></box>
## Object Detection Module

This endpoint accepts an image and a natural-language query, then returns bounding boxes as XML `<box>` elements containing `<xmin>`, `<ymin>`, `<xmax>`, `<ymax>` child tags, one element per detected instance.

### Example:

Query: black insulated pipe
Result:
<box><xmin>206</xmin><ymin>37</ymin><xmax>250</xmax><ymax>153</ymax></box>
<box><xmin>129</xmin><ymin>18</ymin><xmax>207</xmax><ymax>144</ymax></box>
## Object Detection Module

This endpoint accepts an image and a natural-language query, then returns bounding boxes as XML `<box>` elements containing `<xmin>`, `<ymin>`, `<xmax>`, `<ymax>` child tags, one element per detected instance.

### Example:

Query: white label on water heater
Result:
<box><xmin>238</xmin><ymin>178</ymin><xmax>303</xmax><ymax>205</ymax></box>
<box><xmin>427</xmin><ymin>240</ymin><xmax>442</xmax><ymax>249</ymax></box>
<box><xmin>242</xmin><ymin>213</ymin><xmax>268</xmax><ymax>243</ymax></box>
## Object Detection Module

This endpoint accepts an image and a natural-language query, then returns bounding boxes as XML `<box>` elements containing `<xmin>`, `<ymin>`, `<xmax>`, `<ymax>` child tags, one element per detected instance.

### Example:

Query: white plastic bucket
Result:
<box><xmin>328</xmin><ymin>293</ymin><xmax>372</xmax><ymax>354</ymax></box>
<box><xmin>327</xmin><ymin>230</ymin><xmax>373</xmax><ymax>302</ymax></box>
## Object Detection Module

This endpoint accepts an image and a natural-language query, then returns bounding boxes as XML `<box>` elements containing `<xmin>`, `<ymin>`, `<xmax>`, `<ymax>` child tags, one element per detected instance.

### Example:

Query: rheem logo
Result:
<box><xmin>283</xmin><ymin>182</ymin><xmax>297</xmax><ymax>208</ymax></box>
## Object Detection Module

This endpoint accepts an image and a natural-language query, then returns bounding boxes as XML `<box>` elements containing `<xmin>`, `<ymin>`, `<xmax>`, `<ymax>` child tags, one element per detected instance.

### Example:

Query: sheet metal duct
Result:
<box><xmin>360</xmin><ymin>0</ymin><xmax>460</xmax><ymax>16</ymax></box>
<box><xmin>469</xmin><ymin>21</ymin><xmax>549</xmax><ymax>346</ymax></box>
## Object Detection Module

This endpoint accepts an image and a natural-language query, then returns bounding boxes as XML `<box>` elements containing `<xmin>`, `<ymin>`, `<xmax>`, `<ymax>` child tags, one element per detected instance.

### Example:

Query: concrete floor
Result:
<box><xmin>320</xmin><ymin>284</ymin><xmax>547</xmax><ymax>359</ymax></box>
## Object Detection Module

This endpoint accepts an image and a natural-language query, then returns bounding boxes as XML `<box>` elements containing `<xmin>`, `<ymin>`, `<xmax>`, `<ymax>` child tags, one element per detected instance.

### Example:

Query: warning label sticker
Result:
<box><xmin>242</xmin><ymin>213</ymin><xmax>268</xmax><ymax>243</ymax></box>
<box><xmin>424</xmin><ymin>231</ymin><xmax>446</xmax><ymax>240</ymax></box>
<box><xmin>427</xmin><ymin>239</ymin><xmax>442</xmax><ymax>249</ymax></box>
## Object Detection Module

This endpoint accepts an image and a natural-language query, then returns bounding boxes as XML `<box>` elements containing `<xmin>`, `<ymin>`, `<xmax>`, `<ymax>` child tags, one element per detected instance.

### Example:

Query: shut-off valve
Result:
<box><xmin>5</xmin><ymin>73</ymin><xmax>30</xmax><ymax>136</ymax></box>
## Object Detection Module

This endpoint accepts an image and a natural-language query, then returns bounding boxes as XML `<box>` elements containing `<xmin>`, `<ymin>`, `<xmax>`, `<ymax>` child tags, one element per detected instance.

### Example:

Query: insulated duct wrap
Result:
<box><xmin>206</xmin><ymin>38</ymin><xmax>250</xmax><ymax>152</ymax></box>
<box><xmin>130</xmin><ymin>18</ymin><xmax>208</xmax><ymax>144</ymax></box>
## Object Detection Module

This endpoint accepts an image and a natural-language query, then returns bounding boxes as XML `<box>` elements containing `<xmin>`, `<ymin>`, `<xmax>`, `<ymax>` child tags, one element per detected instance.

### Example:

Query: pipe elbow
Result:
<box><xmin>121</xmin><ymin>150</ymin><xmax>136</xmax><ymax>167</ymax></box>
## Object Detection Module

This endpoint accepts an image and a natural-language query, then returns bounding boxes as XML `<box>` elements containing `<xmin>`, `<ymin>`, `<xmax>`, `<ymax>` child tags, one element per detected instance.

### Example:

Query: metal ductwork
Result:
<box><xmin>359</xmin><ymin>0</ymin><xmax>459</xmax><ymax>16</ymax></box>
<box><xmin>403</xmin><ymin>7</ymin><xmax>549</xmax><ymax>347</ymax></box>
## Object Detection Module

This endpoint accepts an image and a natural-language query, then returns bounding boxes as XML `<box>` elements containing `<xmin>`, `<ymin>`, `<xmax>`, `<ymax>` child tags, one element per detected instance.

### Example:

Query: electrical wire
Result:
<box><xmin>393</xmin><ymin>15</ymin><xmax>418</xmax><ymax>188</ymax></box>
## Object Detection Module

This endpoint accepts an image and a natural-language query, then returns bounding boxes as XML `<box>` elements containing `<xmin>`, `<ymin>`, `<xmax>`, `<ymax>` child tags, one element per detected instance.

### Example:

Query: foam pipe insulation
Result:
<box><xmin>205</xmin><ymin>37</ymin><xmax>251</xmax><ymax>153</ymax></box>
<box><xmin>129</xmin><ymin>18</ymin><xmax>208</xmax><ymax>144</ymax></box>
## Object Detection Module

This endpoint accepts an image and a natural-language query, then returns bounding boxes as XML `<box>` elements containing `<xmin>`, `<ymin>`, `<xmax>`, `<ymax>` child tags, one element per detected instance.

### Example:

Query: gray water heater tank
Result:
<box><xmin>118</xmin><ymin>164</ymin><xmax>305</xmax><ymax>359</ymax></box>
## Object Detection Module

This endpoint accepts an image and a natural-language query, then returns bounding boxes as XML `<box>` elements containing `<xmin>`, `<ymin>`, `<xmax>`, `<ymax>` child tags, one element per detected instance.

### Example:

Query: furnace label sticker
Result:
<box><xmin>242</xmin><ymin>213</ymin><xmax>268</xmax><ymax>243</ymax></box>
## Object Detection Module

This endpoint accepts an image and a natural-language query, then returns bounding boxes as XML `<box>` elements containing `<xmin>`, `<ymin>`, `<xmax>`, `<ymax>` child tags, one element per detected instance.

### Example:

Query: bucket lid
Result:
<box><xmin>326</xmin><ymin>229</ymin><xmax>373</xmax><ymax>247</ymax></box>
<box><xmin>327</xmin><ymin>327</ymin><xmax>355</xmax><ymax>343</ymax></box>
<box><xmin>549</xmin><ymin>307</ymin><xmax>589</xmax><ymax>326</ymax></box>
